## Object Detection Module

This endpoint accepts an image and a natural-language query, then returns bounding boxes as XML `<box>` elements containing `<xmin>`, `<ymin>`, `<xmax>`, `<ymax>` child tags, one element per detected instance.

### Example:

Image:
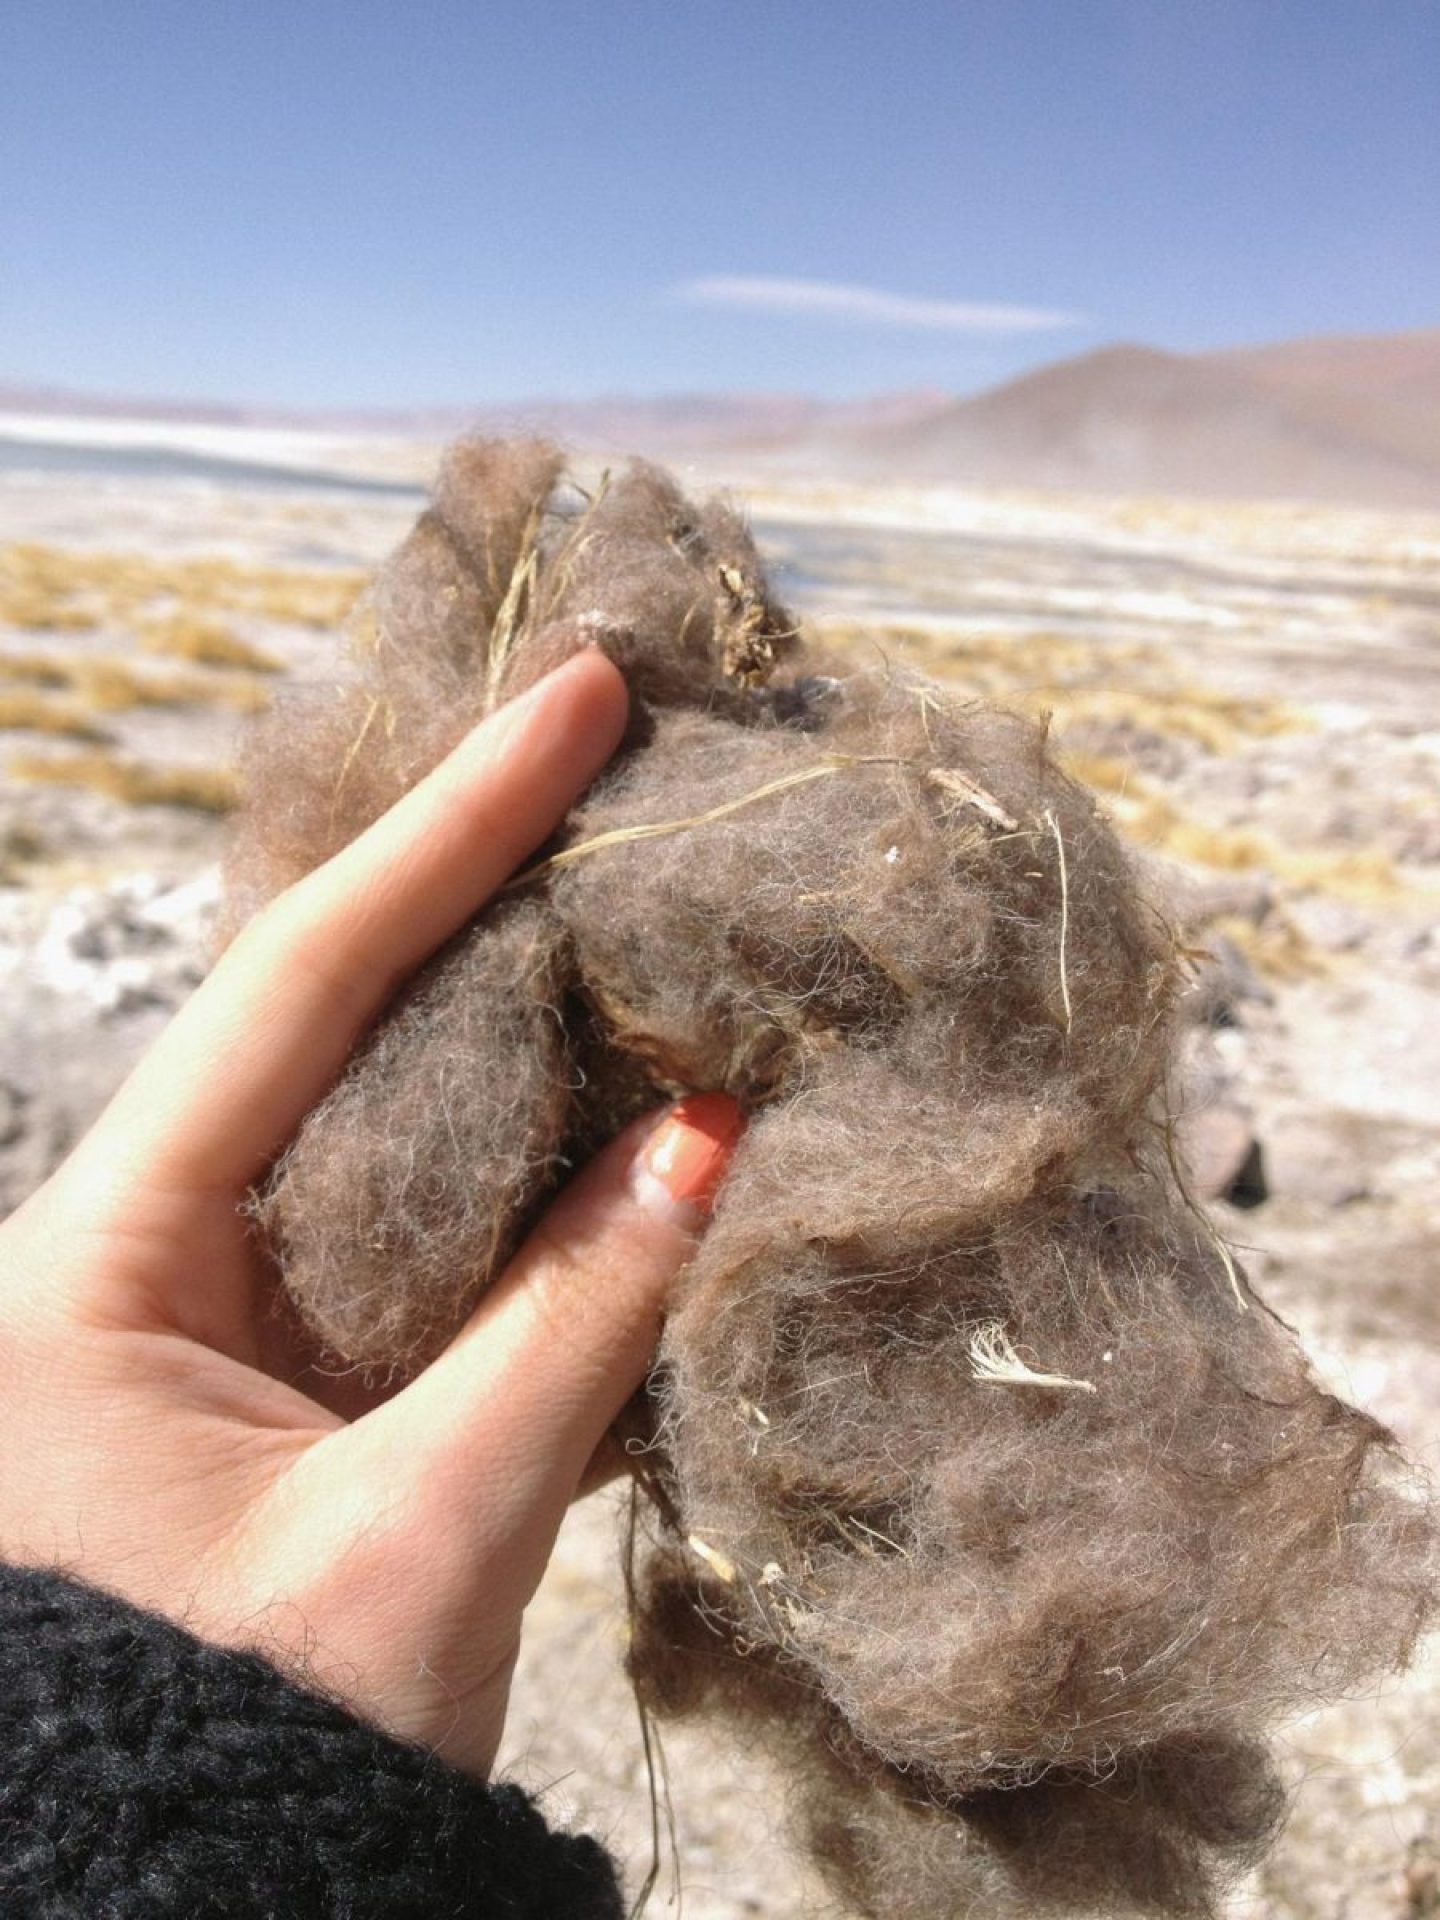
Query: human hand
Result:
<box><xmin>0</xmin><ymin>649</ymin><xmax>741</xmax><ymax>1778</ymax></box>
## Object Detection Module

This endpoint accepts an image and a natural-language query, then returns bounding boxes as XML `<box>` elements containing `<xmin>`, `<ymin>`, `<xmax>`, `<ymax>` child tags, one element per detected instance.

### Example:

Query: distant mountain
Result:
<box><xmin>821</xmin><ymin>332</ymin><xmax>1440</xmax><ymax>507</ymax></box>
<box><xmin>1219</xmin><ymin>329</ymin><xmax>1440</xmax><ymax>474</ymax></box>
<box><xmin>3</xmin><ymin>328</ymin><xmax>1438</xmax><ymax>507</ymax></box>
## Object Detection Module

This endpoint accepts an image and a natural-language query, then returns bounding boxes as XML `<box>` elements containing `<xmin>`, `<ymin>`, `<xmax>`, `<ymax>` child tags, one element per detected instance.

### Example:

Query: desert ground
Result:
<box><xmin>1</xmin><ymin>441</ymin><xmax>1437</xmax><ymax>1917</ymax></box>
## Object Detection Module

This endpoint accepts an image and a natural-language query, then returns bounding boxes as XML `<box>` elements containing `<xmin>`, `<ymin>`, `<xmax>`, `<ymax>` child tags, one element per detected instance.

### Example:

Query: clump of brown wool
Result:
<box><xmin>224</xmin><ymin>439</ymin><xmax>1435</xmax><ymax>1919</ymax></box>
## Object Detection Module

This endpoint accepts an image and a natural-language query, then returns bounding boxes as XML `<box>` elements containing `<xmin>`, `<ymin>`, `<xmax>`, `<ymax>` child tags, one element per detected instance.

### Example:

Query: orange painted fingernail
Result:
<box><xmin>631</xmin><ymin>1093</ymin><xmax>745</xmax><ymax>1232</ymax></box>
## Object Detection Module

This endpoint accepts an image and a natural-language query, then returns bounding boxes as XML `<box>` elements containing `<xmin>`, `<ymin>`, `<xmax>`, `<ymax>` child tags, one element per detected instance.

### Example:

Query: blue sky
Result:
<box><xmin>2</xmin><ymin>0</ymin><xmax>1436</xmax><ymax>407</ymax></box>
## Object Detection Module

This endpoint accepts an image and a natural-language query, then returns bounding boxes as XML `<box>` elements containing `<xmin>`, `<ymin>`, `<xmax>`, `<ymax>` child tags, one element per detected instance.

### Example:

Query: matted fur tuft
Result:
<box><xmin>224</xmin><ymin>440</ymin><xmax>1434</xmax><ymax>1918</ymax></box>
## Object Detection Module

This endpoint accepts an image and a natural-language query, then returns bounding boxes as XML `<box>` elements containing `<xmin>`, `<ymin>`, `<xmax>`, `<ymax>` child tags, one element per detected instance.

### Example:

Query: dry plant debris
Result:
<box><xmin>222</xmin><ymin>440</ymin><xmax>1434</xmax><ymax>1920</ymax></box>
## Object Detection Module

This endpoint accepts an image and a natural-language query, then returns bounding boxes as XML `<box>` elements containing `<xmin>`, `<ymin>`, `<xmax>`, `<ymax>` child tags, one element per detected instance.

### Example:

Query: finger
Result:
<box><xmin>75</xmin><ymin>650</ymin><xmax>628</xmax><ymax>1198</ymax></box>
<box><xmin>345</xmin><ymin>1095</ymin><xmax>745</xmax><ymax>1577</ymax></box>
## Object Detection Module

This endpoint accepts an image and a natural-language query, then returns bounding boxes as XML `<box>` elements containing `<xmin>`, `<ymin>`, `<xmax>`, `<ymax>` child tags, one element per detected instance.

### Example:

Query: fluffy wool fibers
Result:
<box><xmin>224</xmin><ymin>440</ymin><xmax>1434</xmax><ymax>1919</ymax></box>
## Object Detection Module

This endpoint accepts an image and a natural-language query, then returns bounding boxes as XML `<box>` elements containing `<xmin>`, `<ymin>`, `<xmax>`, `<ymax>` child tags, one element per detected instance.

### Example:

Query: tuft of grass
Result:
<box><xmin>814</xmin><ymin>620</ymin><xmax>1303</xmax><ymax>755</ymax></box>
<box><xmin>1101</xmin><ymin>782</ymin><xmax>1406</xmax><ymax>902</ymax></box>
<box><xmin>0</xmin><ymin>545</ymin><xmax>110</xmax><ymax>631</ymax></box>
<box><xmin>1052</xmin><ymin>685</ymin><xmax>1301</xmax><ymax>753</ymax></box>
<box><xmin>1055</xmin><ymin>746</ymin><xmax>1411</xmax><ymax>905</ymax></box>
<box><xmin>9</xmin><ymin>749</ymin><xmax>239</xmax><ymax>813</ymax></box>
<box><xmin>138</xmin><ymin>614</ymin><xmax>284</xmax><ymax>673</ymax></box>
<box><xmin>817</xmin><ymin>620</ymin><xmax>1133</xmax><ymax>693</ymax></box>
<box><xmin>1207</xmin><ymin>912</ymin><xmax>1322</xmax><ymax>983</ymax></box>
<box><xmin>0</xmin><ymin>688</ymin><xmax>111</xmax><ymax>742</ymax></box>
<box><xmin>0</xmin><ymin>652</ymin><xmax>70</xmax><ymax>690</ymax></box>
<box><xmin>0</xmin><ymin>649</ymin><xmax>270</xmax><ymax>715</ymax></box>
<box><xmin>66</xmin><ymin>658</ymin><xmax>272</xmax><ymax>715</ymax></box>
<box><xmin>0</xmin><ymin>823</ymin><xmax>47</xmax><ymax>886</ymax></box>
<box><xmin>0</xmin><ymin>542</ymin><xmax>365</xmax><ymax>637</ymax></box>
<box><xmin>1058</xmin><ymin>750</ymin><xmax>1137</xmax><ymax>796</ymax></box>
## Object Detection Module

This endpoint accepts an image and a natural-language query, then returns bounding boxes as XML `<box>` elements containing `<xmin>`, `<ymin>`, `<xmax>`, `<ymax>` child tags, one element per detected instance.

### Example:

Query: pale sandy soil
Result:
<box><xmin>2</xmin><ymin>448</ymin><xmax>1437</xmax><ymax>1918</ymax></box>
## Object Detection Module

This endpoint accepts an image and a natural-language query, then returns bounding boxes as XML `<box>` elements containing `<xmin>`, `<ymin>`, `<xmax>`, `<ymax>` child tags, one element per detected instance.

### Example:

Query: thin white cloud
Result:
<box><xmin>676</xmin><ymin>275</ymin><xmax>1085</xmax><ymax>335</ymax></box>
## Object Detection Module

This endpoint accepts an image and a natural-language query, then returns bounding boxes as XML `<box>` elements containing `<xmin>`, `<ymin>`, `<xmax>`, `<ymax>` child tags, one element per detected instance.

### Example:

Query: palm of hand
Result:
<box><xmin>0</xmin><ymin>653</ymin><xmax>716</xmax><ymax>1777</ymax></box>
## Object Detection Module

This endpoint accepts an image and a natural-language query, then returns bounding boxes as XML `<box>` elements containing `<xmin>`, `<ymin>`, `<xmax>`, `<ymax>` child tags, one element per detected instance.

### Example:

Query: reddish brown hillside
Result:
<box><xmin>1217</xmin><ymin>328</ymin><xmax>1440</xmax><ymax>472</ymax></box>
<box><xmin>828</xmin><ymin>339</ymin><xmax>1440</xmax><ymax>506</ymax></box>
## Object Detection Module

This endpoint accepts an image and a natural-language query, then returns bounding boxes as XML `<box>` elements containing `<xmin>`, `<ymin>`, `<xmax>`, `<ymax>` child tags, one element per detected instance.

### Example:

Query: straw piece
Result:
<box><xmin>968</xmin><ymin>1320</ymin><xmax>1098</xmax><ymax>1394</ymax></box>
<box><xmin>926</xmin><ymin>765</ymin><xmax>1020</xmax><ymax>832</ymax></box>
<box><xmin>1044</xmin><ymin>806</ymin><xmax>1074</xmax><ymax>1035</ymax></box>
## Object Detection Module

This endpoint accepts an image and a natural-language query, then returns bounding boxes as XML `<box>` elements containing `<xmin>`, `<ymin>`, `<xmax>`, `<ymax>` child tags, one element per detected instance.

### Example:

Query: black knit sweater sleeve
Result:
<box><xmin>0</xmin><ymin>1565</ymin><xmax>625</xmax><ymax>1919</ymax></box>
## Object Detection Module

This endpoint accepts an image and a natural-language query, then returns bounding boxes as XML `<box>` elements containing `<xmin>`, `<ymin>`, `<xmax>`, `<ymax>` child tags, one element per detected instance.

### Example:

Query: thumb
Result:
<box><xmin>350</xmin><ymin>1094</ymin><xmax>745</xmax><ymax>1565</ymax></box>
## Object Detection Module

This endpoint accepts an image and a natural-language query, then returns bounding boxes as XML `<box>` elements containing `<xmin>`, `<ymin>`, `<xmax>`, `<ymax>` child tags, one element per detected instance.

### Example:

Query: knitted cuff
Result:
<box><xmin>0</xmin><ymin>1565</ymin><xmax>624</xmax><ymax>1919</ymax></box>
